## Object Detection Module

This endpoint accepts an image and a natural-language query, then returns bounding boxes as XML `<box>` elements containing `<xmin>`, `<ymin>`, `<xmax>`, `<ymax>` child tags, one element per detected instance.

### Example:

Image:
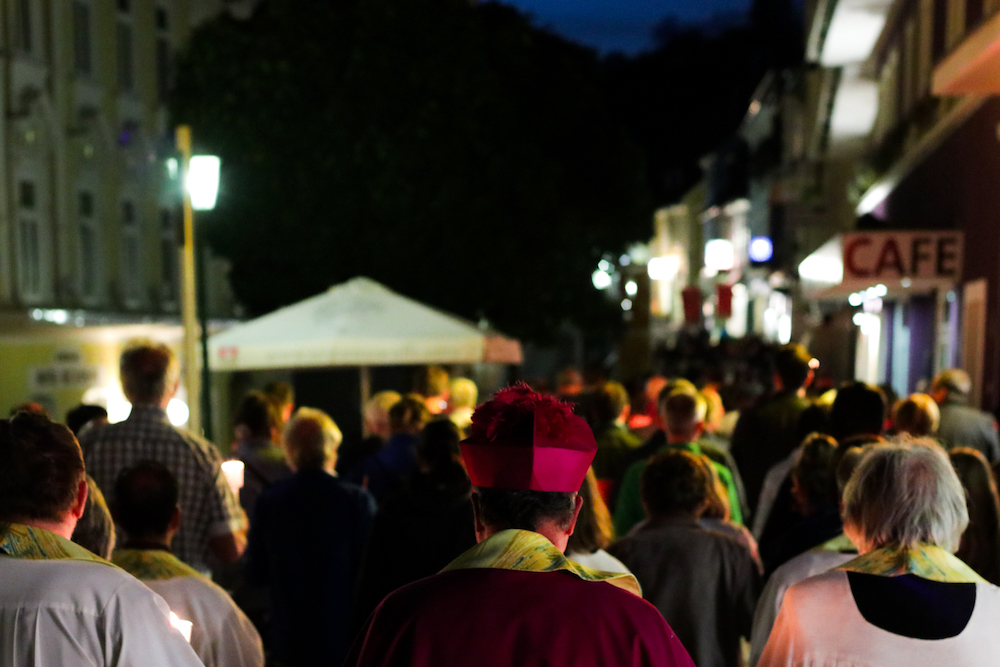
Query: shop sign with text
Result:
<box><xmin>842</xmin><ymin>231</ymin><xmax>963</xmax><ymax>281</ymax></box>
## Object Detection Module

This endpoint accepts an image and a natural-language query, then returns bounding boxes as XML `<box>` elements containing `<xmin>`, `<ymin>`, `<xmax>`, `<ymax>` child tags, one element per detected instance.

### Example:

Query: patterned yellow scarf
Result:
<box><xmin>443</xmin><ymin>529</ymin><xmax>642</xmax><ymax>596</ymax></box>
<box><xmin>112</xmin><ymin>549</ymin><xmax>205</xmax><ymax>582</ymax></box>
<box><xmin>837</xmin><ymin>543</ymin><xmax>986</xmax><ymax>583</ymax></box>
<box><xmin>817</xmin><ymin>533</ymin><xmax>857</xmax><ymax>553</ymax></box>
<box><xmin>0</xmin><ymin>522</ymin><xmax>112</xmax><ymax>565</ymax></box>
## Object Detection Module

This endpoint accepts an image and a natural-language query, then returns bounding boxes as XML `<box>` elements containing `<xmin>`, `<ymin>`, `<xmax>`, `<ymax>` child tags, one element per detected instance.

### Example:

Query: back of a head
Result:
<box><xmin>662</xmin><ymin>390</ymin><xmax>706</xmax><ymax>439</ymax></box>
<box><xmin>71</xmin><ymin>475</ymin><xmax>115</xmax><ymax>559</ymax></box>
<box><xmin>791</xmin><ymin>433</ymin><xmax>840</xmax><ymax>514</ymax></box>
<box><xmin>448</xmin><ymin>378</ymin><xmax>478</xmax><ymax>410</ymax></box>
<box><xmin>656</xmin><ymin>378</ymin><xmax>698</xmax><ymax>406</ymax></box>
<box><xmin>592</xmin><ymin>381</ymin><xmax>629</xmax><ymax>425</ymax></box>
<box><xmin>418</xmin><ymin>420</ymin><xmax>464</xmax><ymax>476</ymax></box>
<box><xmin>66</xmin><ymin>404</ymin><xmax>108</xmax><ymax>436</ymax></box>
<box><xmin>931</xmin><ymin>369</ymin><xmax>972</xmax><ymax>401</ymax></box>
<box><xmin>389</xmin><ymin>396</ymin><xmax>430</xmax><ymax>433</ymax></box>
<box><xmin>114</xmin><ymin>461</ymin><xmax>179</xmax><ymax>540</ymax></box>
<box><xmin>235</xmin><ymin>391</ymin><xmax>281</xmax><ymax>439</ymax></box>
<box><xmin>835</xmin><ymin>446</ymin><xmax>866</xmax><ymax>496</ymax></box>
<box><xmin>774</xmin><ymin>344</ymin><xmax>812</xmax><ymax>390</ymax></box>
<box><xmin>844</xmin><ymin>437</ymin><xmax>967</xmax><ymax>552</ymax></box>
<box><xmin>283</xmin><ymin>408</ymin><xmax>342</xmax><ymax>471</ymax></box>
<box><xmin>0</xmin><ymin>412</ymin><xmax>85</xmax><ymax>524</ymax></box>
<box><xmin>264</xmin><ymin>381</ymin><xmax>295</xmax><ymax>412</ymax></box>
<box><xmin>465</xmin><ymin>385</ymin><xmax>594</xmax><ymax>532</ymax></box>
<box><xmin>119</xmin><ymin>340</ymin><xmax>177</xmax><ymax>405</ymax></box>
<box><xmin>949</xmin><ymin>448</ymin><xmax>1000</xmax><ymax>535</ymax></box>
<box><xmin>422</xmin><ymin>366</ymin><xmax>450</xmax><ymax>398</ymax></box>
<box><xmin>893</xmin><ymin>393</ymin><xmax>940</xmax><ymax>436</ymax></box>
<box><xmin>830</xmin><ymin>382</ymin><xmax>886</xmax><ymax>441</ymax></box>
<box><xmin>364</xmin><ymin>390</ymin><xmax>401</xmax><ymax>431</ymax></box>
<box><xmin>640</xmin><ymin>449</ymin><xmax>710</xmax><ymax>517</ymax></box>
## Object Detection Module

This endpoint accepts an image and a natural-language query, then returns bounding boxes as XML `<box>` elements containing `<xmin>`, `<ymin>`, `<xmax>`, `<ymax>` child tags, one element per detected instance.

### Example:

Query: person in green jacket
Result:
<box><xmin>614</xmin><ymin>389</ymin><xmax>742</xmax><ymax>536</ymax></box>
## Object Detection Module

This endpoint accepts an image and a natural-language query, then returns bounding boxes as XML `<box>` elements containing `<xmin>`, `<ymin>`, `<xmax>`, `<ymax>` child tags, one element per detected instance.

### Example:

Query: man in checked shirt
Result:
<box><xmin>82</xmin><ymin>340</ymin><xmax>247</xmax><ymax>574</ymax></box>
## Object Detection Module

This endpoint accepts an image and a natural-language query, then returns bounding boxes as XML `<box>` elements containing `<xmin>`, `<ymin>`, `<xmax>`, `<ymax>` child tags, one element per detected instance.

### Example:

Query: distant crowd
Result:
<box><xmin>2</xmin><ymin>338</ymin><xmax>1000</xmax><ymax>667</ymax></box>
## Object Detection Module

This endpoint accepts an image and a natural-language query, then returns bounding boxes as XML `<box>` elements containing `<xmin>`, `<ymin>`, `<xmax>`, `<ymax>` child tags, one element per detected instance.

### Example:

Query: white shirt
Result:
<box><xmin>568</xmin><ymin>548</ymin><xmax>632</xmax><ymax>575</ymax></box>
<box><xmin>749</xmin><ymin>548</ymin><xmax>856</xmax><ymax>666</ymax></box>
<box><xmin>759</xmin><ymin>570</ymin><xmax>1000</xmax><ymax>666</ymax></box>
<box><xmin>114</xmin><ymin>549</ymin><xmax>264</xmax><ymax>667</ymax></box>
<box><xmin>0</xmin><ymin>555</ymin><xmax>203</xmax><ymax>667</ymax></box>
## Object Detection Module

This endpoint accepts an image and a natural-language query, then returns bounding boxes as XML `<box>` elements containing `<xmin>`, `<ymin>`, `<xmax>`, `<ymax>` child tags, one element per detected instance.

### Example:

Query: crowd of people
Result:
<box><xmin>2</xmin><ymin>338</ymin><xmax>1000</xmax><ymax>666</ymax></box>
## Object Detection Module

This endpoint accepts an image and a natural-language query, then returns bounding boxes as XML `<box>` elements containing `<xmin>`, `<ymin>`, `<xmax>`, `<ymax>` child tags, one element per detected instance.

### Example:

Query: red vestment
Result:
<box><xmin>346</xmin><ymin>568</ymin><xmax>696</xmax><ymax>667</ymax></box>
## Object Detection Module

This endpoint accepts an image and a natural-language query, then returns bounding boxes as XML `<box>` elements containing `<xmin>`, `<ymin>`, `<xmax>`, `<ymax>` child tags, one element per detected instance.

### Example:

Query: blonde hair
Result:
<box><xmin>892</xmin><ymin>393</ymin><xmax>940</xmax><ymax>436</ymax></box>
<box><xmin>283</xmin><ymin>407</ymin><xmax>342</xmax><ymax>470</ymax></box>
<box><xmin>448</xmin><ymin>378</ymin><xmax>478</xmax><ymax>410</ymax></box>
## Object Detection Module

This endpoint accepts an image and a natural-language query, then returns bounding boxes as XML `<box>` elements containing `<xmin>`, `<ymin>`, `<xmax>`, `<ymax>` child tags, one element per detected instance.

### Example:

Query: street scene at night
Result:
<box><xmin>3</xmin><ymin>0</ymin><xmax>1000</xmax><ymax>665</ymax></box>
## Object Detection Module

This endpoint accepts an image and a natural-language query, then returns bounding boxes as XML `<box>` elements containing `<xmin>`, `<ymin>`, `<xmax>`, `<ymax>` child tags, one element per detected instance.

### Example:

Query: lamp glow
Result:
<box><xmin>704</xmin><ymin>239</ymin><xmax>735</xmax><ymax>273</ymax></box>
<box><xmin>221</xmin><ymin>460</ymin><xmax>245</xmax><ymax>496</ymax></box>
<box><xmin>624</xmin><ymin>280</ymin><xmax>638</xmax><ymax>296</ymax></box>
<box><xmin>591</xmin><ymin>270</ymin><xmax>612</xmax><ymax>290</ymax></box>
<box><xmin>648</xmin><ymin>256</ymin><xmax>680</xmax><ymax>281</ymax></box>
<box><xmin>166</xmin><ymin>399</ymin><xmax>190</xmax><ymax>426</ymax></box>
<box><xmin>187</xmin><ymin>155</ymin><xmax>221</xmax><ymax>211</ymax></box>
<box><xmin>749</xmin><ymin>236</ymin><xmax>774</xmax><ymax>263</ymax></box>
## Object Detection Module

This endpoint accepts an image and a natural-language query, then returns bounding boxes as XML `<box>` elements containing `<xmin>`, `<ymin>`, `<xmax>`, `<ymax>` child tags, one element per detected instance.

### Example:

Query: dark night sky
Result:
<box><xmin>501</xmin><ymin>0</ymin><xmax>753</xmax><ymax>54</ymax></box>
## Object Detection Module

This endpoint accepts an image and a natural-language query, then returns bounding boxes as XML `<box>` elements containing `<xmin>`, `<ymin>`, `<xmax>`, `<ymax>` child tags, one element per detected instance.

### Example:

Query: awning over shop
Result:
<box><xmin>209</xmin><ymin>276</ymin><xmax>522</xmax><ymax>371</ymax></box>
<box><xmin>933</xmin><ymin>11</ymin><xmax>1000</xmax><ymax>94</ymax></box>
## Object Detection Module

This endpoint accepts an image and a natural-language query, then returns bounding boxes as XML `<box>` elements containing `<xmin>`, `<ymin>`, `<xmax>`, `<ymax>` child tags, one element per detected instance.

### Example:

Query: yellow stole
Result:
<box><xmin>112</xmin><ymin>548</ymin><xmax>205</xmax><ymax>582</ymax></box>
<box><xmin>0</xmin><ymin>522</ymin><xmax>112</xmax><ymax>565</ymax></box>
<box><xmin>443</xmin><ymin>529</ymin><xmax>642</xmax><ymax>597</ymax></box>
<box><xmin>837</xmin><ymin>543</ymin><xmax>986</xmax><ymax>583</ymax></box>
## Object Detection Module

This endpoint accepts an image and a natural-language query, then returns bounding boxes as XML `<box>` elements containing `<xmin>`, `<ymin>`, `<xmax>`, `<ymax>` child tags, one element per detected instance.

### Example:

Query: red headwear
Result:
<box><xmin>460</xmin><ymin>384</ymin><xmax>596</xmax><ymax>493</ymax></box>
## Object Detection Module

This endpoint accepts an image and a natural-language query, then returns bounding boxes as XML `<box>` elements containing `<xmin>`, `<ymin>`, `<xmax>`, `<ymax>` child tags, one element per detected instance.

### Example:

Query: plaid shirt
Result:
<box><xmin>82</xmin><ymin>405</ymin><xmax>246</xmax><ymax>572</ymax></box>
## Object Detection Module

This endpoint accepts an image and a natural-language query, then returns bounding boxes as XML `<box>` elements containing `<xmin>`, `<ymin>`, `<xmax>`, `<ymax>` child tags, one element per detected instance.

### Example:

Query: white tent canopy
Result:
<box><xmin>209</xmin><ymin>276</ymin><xmax>522</xmax><ymax>371</ymax></box>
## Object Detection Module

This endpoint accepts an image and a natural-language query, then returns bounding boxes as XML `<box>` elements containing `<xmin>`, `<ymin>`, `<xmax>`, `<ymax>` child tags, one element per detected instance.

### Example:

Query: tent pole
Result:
<box><xmin>360</xmin><ymin>365</ymin><xmax>371</xmax><ymax>437</ymax></box>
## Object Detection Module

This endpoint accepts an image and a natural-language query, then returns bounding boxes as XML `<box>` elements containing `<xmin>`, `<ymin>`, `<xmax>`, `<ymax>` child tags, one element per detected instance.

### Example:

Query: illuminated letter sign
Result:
<box><xmin>841</xmin><ymin>231</ymin><xmax>963</xmax><ymax>283</ymax></box>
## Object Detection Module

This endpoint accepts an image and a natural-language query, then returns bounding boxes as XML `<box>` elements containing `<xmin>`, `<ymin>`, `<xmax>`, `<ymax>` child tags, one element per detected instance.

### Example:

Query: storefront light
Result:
<box><xmin>592</xmin><ymin>270</ymin><xmax>612</xmax><ymax>290</ymax></box>
<box><xmin>648</xmin><ymin>256</ymin><xmax>680</xmax><ymax>281</ymax></box>
<box><xmin>621</xmin><ymin>299</ymin><xmax>633</xmax><ymax>311</ymax></box>
<box><xmin>598</xmin><ymin>259</ymin><xmax>611</xmax><ymax>272</ymax></box>
<box><xmin>619</xmin><ymin>254</ymin><xmax>631</xmax><ymax>267</ymax></box>
<box><xmin>166</xmin><ymin>399</ymin><xmax>190</xmax><ymax>426</ymax></box>
<box><xmin>749</xmin><ymin>236</ymin><xmax>774</xmax><ymax>263</ymax></box>
<box><xmin>704</xmin><ymin>239</ymin><xmax>735</xmax><ymax>273</ymax></box>
<box><xmin>625</xmin><ymin>280</ymin><xmax>638</xmax><ymax>297</ymax></box>
<box><xmin>848</xmin><ymin>293</ymin><xmax>864</xmax><ymax>307</ymax></box>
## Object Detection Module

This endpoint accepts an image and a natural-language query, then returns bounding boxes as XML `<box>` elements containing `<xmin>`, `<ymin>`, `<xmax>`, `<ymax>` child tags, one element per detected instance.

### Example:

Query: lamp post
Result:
<box><xmin>176</xmin><ymin>125</ymin><xmax>220</xmax><ymax>437</ymax></box>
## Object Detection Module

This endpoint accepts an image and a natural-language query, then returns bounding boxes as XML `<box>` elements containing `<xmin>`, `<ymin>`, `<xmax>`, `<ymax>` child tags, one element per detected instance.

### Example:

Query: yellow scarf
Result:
<box><xmin>443</xmin><ymin>529</ymin><xmax>642</xmax><ymax>597</ymax></box>
<box><xmin>837</xmin><ymin>543</ymin><xmax>986</xmax><ymax>583</ymax></box>
<box><xmin>112</xmin><ymin>549</ymin><xmax>205</xmax><ymax>582</ymax></box>
<box><xmin>0</xmin><ymin>522</ymin><xmax>112</xmax><ymax>565</ymax></box>
<box><xmin>817</xmin><ymin>533</ymin><xmax>857</xmax><ymax>553</ymax></box>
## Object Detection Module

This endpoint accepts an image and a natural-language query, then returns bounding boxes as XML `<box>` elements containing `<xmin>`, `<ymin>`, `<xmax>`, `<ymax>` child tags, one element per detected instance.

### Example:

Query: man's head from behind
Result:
<box><xmin>773</xmin><ymin>344</ymin><xmax>813</xmax><ymax>392</ymax></box>
<box><xmin>283</xmin><ymin>407</ymin><xmax>343</xmax><ymax>472</ymax></box>
<box><xmin>640</xmin><ymin>450</ymin><xmax>710</xmax><ymax>520</ymax></box>
<box><xmin>113</xmin><ymin>461</ymin><xmax>179</xmax><ymax>543</ymax></box>
<box><xmin>119</xmin><ymin>340</ymin><xmax>179</xmax><ymax>407</ymax></box>
<box><xmin>830</xmin><ymin>381</ymin><xmax>886</xmax><ymax>441</ymax></box>
<box><xmin>0</xmin><ymin>412</ymin><xmax>88</xmax><ymax>536</ymax></box>
<box><xmin>930</xmin><ymin>369</ymin><xmax>972</xmax><ymax>405</ymax></box>
<box><xmin>364</xmin><ymin>390</ymin><xmax>401</xmax><ymax>439</ymax></box>
<box><xmin>660</xmin><ymin>390</ymin><xmax>706</xmax><ymax>443</ymax></box>
<box><xmin>389</xmin><ymin>396</ymin><xmax>429</xmax><ymax>435</ymax></box>
<box><xmin>461</xmin><ymin>385</ymin><xmax>596</xmax><ymax>552</ymax></box>
<box><xmin>592</xmin><ymin>381</ymin><xmax>630</xmax><ymax>425</ymax></box>
<box><xmin>234</xmin><ymin>391</ymin><xmax>282</xmax><ymax>441</ymax></box>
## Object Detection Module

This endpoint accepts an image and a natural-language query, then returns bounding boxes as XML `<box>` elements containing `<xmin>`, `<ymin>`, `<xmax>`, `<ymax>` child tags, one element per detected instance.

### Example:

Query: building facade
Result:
<box><xmin>0</xmin><ymin>0</ymin><xmax>246</xmax><ymax>426</ymax></box>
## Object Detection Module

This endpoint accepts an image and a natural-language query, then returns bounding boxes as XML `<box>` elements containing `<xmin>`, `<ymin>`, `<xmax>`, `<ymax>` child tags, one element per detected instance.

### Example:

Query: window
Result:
<box><xmin>17</xmin><ymin>181</ymin><xmax>41</xmax><ymax>298</ymax></box>
<box><xmin>117</xmin><ymin>22</ymin><xmax>134</xmax><ymax>91</ymax></box>
<box><xmin>79</xmin><ymin>192</ymin><xmax>98</xmax><ymax>299</ymax></box>
<box><xmin>121</xmin><ymin>201</ymin><xmax>141</xmax><ymax>302</ymax></box>
<box><xmin>73</xmin><ymin>2</ymin><xmax>93</xmax><ymax>75</ymax></box>
<box><xmin>160</xmin><ymin>209</ymin><xmax>178</xmax><ymax>301</ymax></box>
<box><xmin>15</xmin><ymin>0</ymin><xmax>32</xmax><ymax>54</ymax></box>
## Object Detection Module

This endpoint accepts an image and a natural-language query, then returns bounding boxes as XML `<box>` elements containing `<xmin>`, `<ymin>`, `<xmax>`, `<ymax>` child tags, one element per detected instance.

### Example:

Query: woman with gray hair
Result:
<box><xmin>759</xmin><ymin>437</ymin><xmax>1000</xmax><ymax>666</ymax></box>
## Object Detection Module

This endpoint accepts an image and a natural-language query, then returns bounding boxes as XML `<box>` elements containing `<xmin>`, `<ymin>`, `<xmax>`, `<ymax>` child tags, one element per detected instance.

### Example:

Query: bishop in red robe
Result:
<box><xmin>346</xmin><ymin>385</ymin><xmax>696</xmax><ymax>667</ymax></box>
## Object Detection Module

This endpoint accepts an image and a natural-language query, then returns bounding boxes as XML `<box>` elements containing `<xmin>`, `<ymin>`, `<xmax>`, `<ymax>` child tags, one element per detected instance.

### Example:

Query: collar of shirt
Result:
<box><xmin>817</xmin><ymin>532</ymin><xmax>858</xmax><ymax>553</ymax></box>
<box><xmin>0</xmin><ymin>522</ymin><xmax>112</xmax><ymax>565</ymax></box>
<box><xmin>442</xmin><ymin>529</ymin><xmax>642</xmax><ymax>596</ymax></box>
<box><xmin>837</xmin><ymin>543</ymin><xmax>985</xmax><ymax>583</ymax></box>
<box><xmin>127</xmin><ymin>404</ymin><xmax>171</xmax><ymax>424</ymax></box>
<box><xmin>112</xmin><ymin>548</ymin><xmax>205</xmax><ymax>582</ymax></box>
<box><xmin>659</xmin><ymin>441</ymin><xmax>700</xmax><ymax>455</ymax></box>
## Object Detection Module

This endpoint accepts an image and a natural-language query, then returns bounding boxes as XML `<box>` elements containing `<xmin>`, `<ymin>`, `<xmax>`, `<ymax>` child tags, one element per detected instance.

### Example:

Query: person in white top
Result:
<box><xmin>759</xmin><ymin>438</ymin><xmax>1000</xmax><ymax>667</ymax></box>
<box><xmin>111</xmin><ymin>460</ymin><xmax>265</xmax><ymax>667</ymax></box>
<box><xmin>0</xmin><ymin>411</ymin><xmax>202</xmax><ymax>667</ymax></box>
<box><xmin>566</xmin><ymin>469</ymin><xmax>634</xmax><ymax>576</ymax></box>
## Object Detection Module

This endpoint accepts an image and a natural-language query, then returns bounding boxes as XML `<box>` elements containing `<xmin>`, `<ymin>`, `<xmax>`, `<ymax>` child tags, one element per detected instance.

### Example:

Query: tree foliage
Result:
<box><xmin>172</xmin><ymin>0</ymin><xmax>651</xmax><ymax>341</ymax></box>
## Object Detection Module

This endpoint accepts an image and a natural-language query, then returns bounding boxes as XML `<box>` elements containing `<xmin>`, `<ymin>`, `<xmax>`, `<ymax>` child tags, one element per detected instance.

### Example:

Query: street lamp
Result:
<box><xmin>176</xmin><ymin>125</ymin><xmax>220</xmax><ymax>437</ymax></box>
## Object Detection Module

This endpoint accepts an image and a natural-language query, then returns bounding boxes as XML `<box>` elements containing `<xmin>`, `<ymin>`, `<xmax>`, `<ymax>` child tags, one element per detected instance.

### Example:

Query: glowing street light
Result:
<box><xmin>187</xmin><ymin>156</ymin><xmax>221</xmax><ymax>211</ymax></box>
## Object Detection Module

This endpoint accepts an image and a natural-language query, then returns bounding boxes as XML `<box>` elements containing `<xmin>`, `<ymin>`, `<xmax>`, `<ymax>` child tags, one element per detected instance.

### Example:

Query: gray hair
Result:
<box><xmin>843</xmin><ymin>436</ymin><xmax>968</xmax><ymax>553</ymax></box>
<box><xmin>283</xmin><ymin>407</ymin><xmax>342</xmax><ymax>470</ymax></box>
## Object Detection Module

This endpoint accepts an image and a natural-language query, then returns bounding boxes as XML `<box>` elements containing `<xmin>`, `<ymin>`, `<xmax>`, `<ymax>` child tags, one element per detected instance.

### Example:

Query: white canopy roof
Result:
<box><xmin>208</xmin><ymin>277</ymin><xmax>522</xmax><ymax>371</ymax></box>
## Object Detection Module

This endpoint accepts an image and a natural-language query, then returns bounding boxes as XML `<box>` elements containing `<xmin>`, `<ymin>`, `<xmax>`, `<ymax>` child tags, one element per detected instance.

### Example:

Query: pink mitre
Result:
<box><xmin>460</xmin><ymin>384</ymin><xmax>596</xmax><ymax>493</ymax></box>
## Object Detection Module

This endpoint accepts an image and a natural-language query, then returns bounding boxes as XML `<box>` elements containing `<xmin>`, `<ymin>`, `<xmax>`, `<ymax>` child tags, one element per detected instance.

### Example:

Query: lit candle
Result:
<box><xmin>169</xmin><ymin>611</ymin><xmax>193</xmax><ymax>643</ymax></box>
<box><xmin>221</xmin><ymin>460</ymin><xmax>245</xmax><ymax>497</ymax></box>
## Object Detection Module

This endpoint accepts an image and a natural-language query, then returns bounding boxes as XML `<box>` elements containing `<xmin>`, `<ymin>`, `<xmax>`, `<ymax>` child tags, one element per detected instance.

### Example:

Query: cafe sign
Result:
<box><xmin>842</xmin><ymin>231</ymin><xmax>963</xmax><ymax>282</ymax></box>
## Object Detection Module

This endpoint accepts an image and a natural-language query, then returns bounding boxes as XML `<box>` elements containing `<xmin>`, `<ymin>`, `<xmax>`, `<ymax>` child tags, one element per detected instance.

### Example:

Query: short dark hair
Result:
<box><xmin>235</xmin><ymin>391</ymin><xmax>281</xmax><ymax>438</ymax></box>
<box><xmin>114</xmin><ymin>461</ymin><xmax>179</xmax><ymax>539</ymax></box>
<box><xmin>0</xmin><ymin>413</ymin><xmax>85</xmax><ymax>523</ymax></box>
<box><xmin>641</xmin><ymin>450</ymin><xmax>709</xmax><ymax>516</ymax></box>
<box><xmin>830</xmin><ymin>382</ymin><xmax>886</xmax><ymax>441</ymax></box>
<box><xmin>792</xmin><ymin>434</ymin><xmax>839</xmax><ymax>513</ymax></box>
<box><xmin>66</xmin><ymin>404</ymin><xmax>108</xmax><ymax>436</ymax></box>
<box><xmin>418</xmin><ymin>420</ymin><xmax>462</xmax><ymax>472</ymax></box>
<box><xmin>774</xmin><ymin>344</ymin><xmax>813</xmax><ymax>390</ymax></box>
<box><xmin>71</xmin><ymin>476</ymin><xmax>115</xmax><ymax>559</ymax></box>
<box><xmin>662</xmin><ymin>390</ymin><xmax>705</xmax><ymax>436</ymax></box>
<box><xmin>389</xmin><ymin>396</ymin><xmax>430</xmax><ymax>431</ymax></box>
<box><xmin>264</xmin><ymin>381</ymin><xmax>295</xmax><ymax>410</ymax></box>
<box><xmin>592</xmin><ymin>382</ymin><xmax>629</xmax><ymax>424</ymax></box>
<box><xmin>475</xmin><ymin>487</ymin><xmax>576</xmax><ymax>531</ymax></box>
<box><xmin>120</xmin><ymin>340</ymin><xmax>178</xmax><ymax>404</ymax></box>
